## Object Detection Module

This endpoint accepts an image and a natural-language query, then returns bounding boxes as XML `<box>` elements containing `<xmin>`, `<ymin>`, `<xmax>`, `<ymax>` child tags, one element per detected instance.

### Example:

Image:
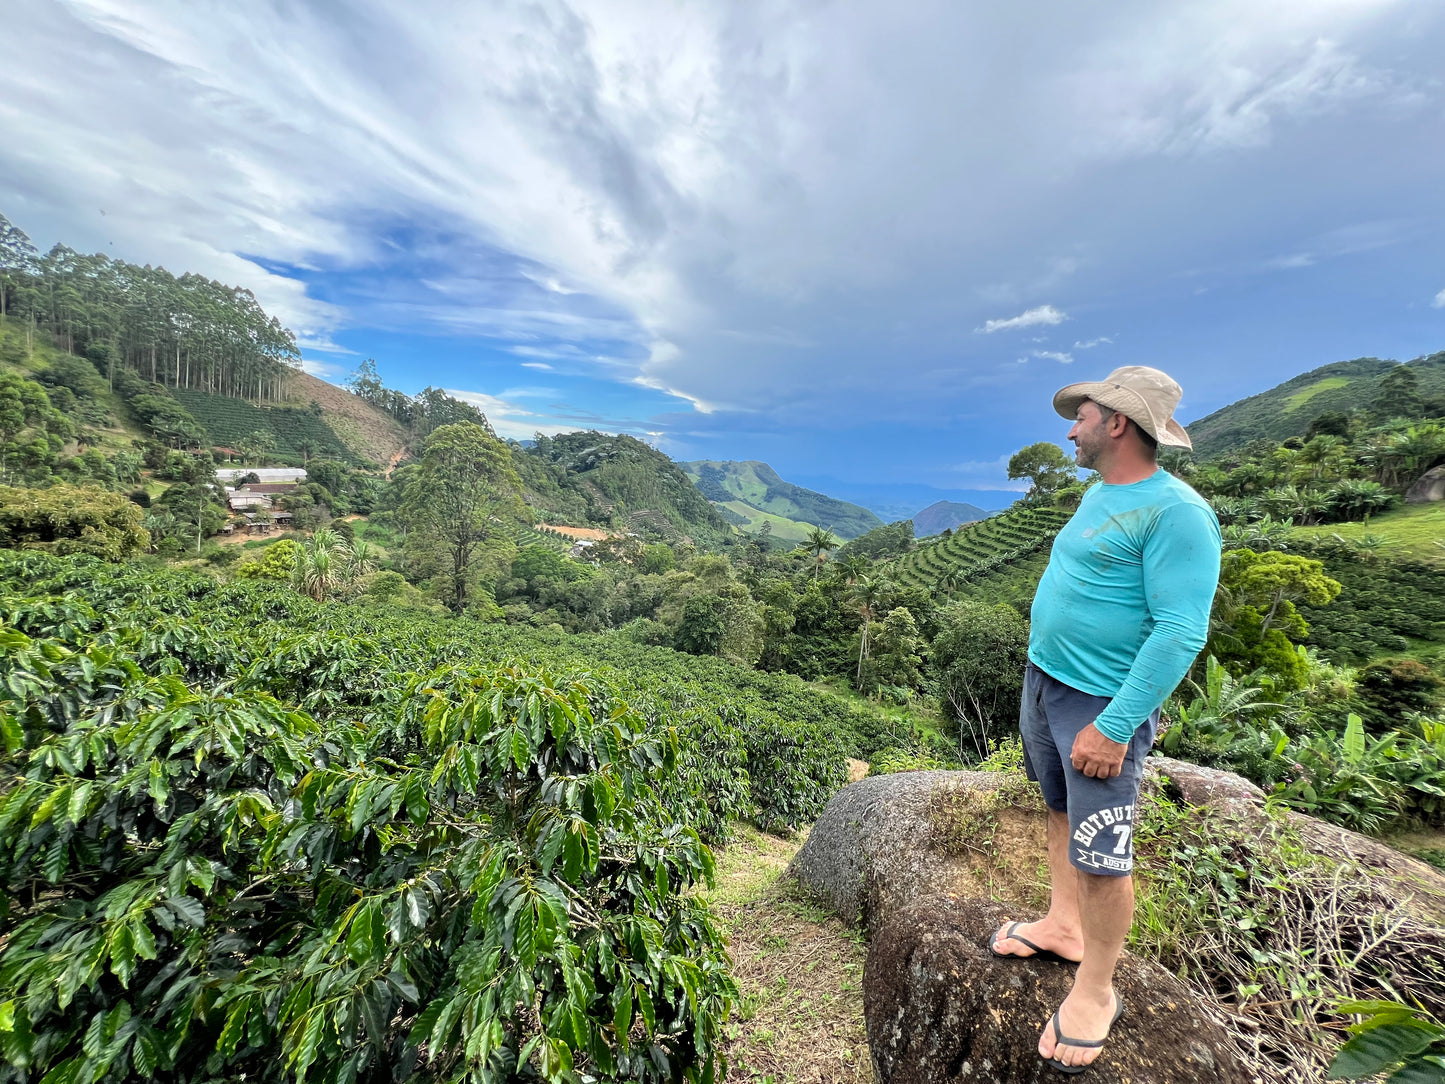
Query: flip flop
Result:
<box><xmin>989</xmin><ymin>921</ymin><xmax>1082</xmax><ymax>965</ymax></box>
<box><xmin>1047</xmin><ymin>994</ymin><xmax>1126</xmax><ymax>1075</ymax></box>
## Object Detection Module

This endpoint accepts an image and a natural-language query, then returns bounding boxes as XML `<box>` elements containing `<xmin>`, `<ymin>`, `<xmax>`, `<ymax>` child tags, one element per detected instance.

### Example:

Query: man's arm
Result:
<box><xmin>1071</xmin><ymin>502</ymin><xmax>1221</xmax><ymax>776</ymax></box>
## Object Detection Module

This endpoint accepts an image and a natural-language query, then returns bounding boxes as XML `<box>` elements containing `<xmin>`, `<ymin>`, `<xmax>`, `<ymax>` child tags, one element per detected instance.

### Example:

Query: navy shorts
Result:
<box><xmin>1019</xmin><ymin>662</ymin><xmax>1158</xmax><ymax>877</ymax></box>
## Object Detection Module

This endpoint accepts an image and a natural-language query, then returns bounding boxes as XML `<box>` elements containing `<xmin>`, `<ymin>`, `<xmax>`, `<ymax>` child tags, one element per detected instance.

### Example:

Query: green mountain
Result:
<box><xmin>1187</xmin><ymin>351</ymin><xmax>1445</xmax><ymax>459</ymax></box>
<box><xmin>912</xmin><ymin>499</ymin><xmax>989</xmax><ymax>537</ymax></box>
<box><xmin>517</xmin><ymin>433</ymin><xmax>733</xmax><ymax>546</ymax></box>
<box><xmin>681</xmin><ymin>460</ymin><xmax>884</xmax><ymax>542</ymax></box>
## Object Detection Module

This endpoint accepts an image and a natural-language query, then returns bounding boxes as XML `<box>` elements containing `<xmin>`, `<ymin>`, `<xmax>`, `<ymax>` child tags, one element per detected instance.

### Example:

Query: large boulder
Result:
<box><xmin>785</xmin><ymin>769</ymin><xmax>1026</xmax><ymax>934</ymax></box>
<box><xmin>865</xmin><ymin>896</ymin><xmax>1248</xmax><ymax>1083</ymax></box>
<box><xmin>789</xmin><ymin>761</ymin><xmax>1445</xmax><ymax>931</ymax></box>
<box><xmin>1406</xmin><ymin>464</ymin><xmax>1445</xmax><ymax>503</ymax></box>
<box><xmin>1145</xmin><ymin>754</ymin><xmax>1265</xmax><ymax>814</ymax></box>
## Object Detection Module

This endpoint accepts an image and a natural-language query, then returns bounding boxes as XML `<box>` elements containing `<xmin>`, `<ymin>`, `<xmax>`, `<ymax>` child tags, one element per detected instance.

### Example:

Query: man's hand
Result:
<box><xmin>1071</xmin><ymin>723</ymin><xmax>1128</xmax><ymax>779</ymax></box>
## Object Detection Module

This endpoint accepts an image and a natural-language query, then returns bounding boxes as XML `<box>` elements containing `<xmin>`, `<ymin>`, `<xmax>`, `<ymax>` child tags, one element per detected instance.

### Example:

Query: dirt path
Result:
<box><xmin>537</xmin><ymin>524</ymin><xmax>616</xmax><ymax>541</ymax></box>
<box><xmin>706</xmin><ymin>825</ymin><xmax>873</xmax><ymax>1084</ymax></box>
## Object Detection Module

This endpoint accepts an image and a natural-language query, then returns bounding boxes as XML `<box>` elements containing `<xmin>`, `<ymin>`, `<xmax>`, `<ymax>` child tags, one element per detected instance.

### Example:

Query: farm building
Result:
<box><xmin>215</xmin><ymin>467</ymin><xmax>308</xmax><ymax>484</ymax></box>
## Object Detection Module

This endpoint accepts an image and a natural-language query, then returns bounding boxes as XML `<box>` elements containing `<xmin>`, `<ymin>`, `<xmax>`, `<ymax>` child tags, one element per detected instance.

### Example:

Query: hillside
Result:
<box><xmin>683</xmin><ymin>460</ymin><xmax>883</xmax><ymax>542</ymax></box>
<box><xmin>912</xmin><ymin>499</ymin><xmax>988</xmax><ymax>537</ymax></box>
<box><xmin>280</xmin><ymin>369</ymin><xmax>409</xmax><ymax>467</ymax></box>
<box><xmin>516</xmin><ymin>432</ymin><xmax>733</xmax><ymax>546</ymax></box>
<box><xmin>172</xmin><ymin>371</ymin><xmax>408</xmax><ymax>468</ymax></box>
<box><xmin>1294</xmin><ymin>502</ymin><xmax>1445</xmax><ymax>566</ymax></box>
<box><xmin>889</xmin><ymin>503</ymin><xmax>1074</xmax><ymax>609</ymax></box>
<box><xmin>1187</xmin><ymin>351</ymin><xmax>1445</xmax><ymax>459</ymax></box>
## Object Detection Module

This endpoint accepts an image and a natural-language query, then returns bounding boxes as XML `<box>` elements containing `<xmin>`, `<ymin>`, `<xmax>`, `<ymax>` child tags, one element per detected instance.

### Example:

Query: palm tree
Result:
<box><xmin>341</xmin><ymin>537</ymin><xmax>378</xmax><ymax>591</ymax></box>
<box><xmin>850</xmin><ymin>575</ymin><xmax>889</xmax><ymax>688</ymax></box>
<box><xmin>1220</xmin><ymin>514</ymin><xmax>1294</xmax><ymax>553</ymax></box>
<box><xmin>837</xmin><ymin>554</ymin><xmax>870</xmax><ymax>586</ymax></box>
<box><xmin>938</xmin><ymin>567</ymin><xmax>962</xmax><ymax>597</ymax></box>
<box><xmin>1209</xmin><ymin>496</ymin><xmax>1251</xmax><ymax>527</ymax></box>
<box><xmin>804</xmin><ymin>525</ymin><xmax>837</xmax><ymax>582</ymax></box>
<box><xmin>291</xmin><ymin>528</ymin><xmax>345</xmax><ymax>602</ymax></box>
<box><xmin>1298</xmin><ymin>435</ymin><xmax>1344</xmax><ymax>482</ymax></box>
<box><xmin>1393</xmin><ymin>424</ymin><xmax>1445</xmax><ymax>485</ymax></box>
<box><xmin>1362</xmin><ymin>425</ymin><xmax>1444</xmax><ymax>488</ymax></box>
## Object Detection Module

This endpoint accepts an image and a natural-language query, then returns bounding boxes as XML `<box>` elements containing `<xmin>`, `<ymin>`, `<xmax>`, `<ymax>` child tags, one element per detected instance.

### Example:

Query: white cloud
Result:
<box><xmin>1065</xmin><ymin>23</ymin><xmax>1427</xmax><ymax>161</ymax></box>
<box><xmin>1033</xmin><ymin>350</ymin><xmax>1074</xmax><ymax>364</ymax></box>
<box><xmin>1073</xmin><ymin>337</ymin><xmax>1113</xmax><ymax>349</ymax></box>
<box><xmin>977</xmin><ymin>305</ymin><xmax>1068</xmax><ymax>334</ymax></box>
<box><xmin>946</xmin><ymin>454</ymin><xmax>1029</xmax><ymax>492</ymax></box>
<box><xmin>446</xmin><ymin>387</ymin><xmax>662</xmax><ymax>443</ymax></box>
<box><xmin>520</xmin><ymin>361</ymin><xmax>554</xmax><ymax>370</ymax></box>
<box><xmin>301</xmin><ymin>356</ymin><xmax>349</xmax><ymax>380</ymax></box>
<box><xmin>0</xmin><ymin>0</ymin><xmax>1438</xmax><ymax>433</ymax></box>
<box><xmin>1432</xmin><ymin>287</ymin><xmax>1445</xmax><ymax>308</ymax></box>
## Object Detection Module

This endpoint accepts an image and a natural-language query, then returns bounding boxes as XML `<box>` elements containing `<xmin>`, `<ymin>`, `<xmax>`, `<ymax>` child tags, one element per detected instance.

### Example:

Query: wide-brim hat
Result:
<box><xmin>1053</xmin><ymin>365</ymin><xmax>1193</xmax><ymax>449</ymax></box>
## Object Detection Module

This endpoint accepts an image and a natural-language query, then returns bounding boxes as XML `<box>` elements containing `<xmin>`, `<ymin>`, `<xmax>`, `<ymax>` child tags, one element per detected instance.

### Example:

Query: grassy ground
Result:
<box><xmin>1385</xmin><ymin>827</ymin><xmax>1445</xmax><ymax>872</ymax></box>
<box><xmin>1296</xmin><ymin>502</ymin><xmax>1445</xmax><ymax>564</ymax></box>
<box><xmin>807</xmin><ymin>678</ymin><xmax>956</xmax><ymax>759</ymax></box>
<box><xmin>1283</xmin><ymin>376</ymin><xmax>1352</xmax><ymax>413</ymax></box>
<box><xmin>717</xmin><ymin>500</ymin><xmax>816</xmax><ymax>545</ymax></box>
<box><xmin>705</xmin><ymin>825</ymin><xmax>872</xmax><ymax>1084</ymax></box>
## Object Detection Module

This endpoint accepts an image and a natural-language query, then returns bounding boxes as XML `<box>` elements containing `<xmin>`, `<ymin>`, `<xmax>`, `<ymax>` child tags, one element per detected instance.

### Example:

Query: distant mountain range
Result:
<box><xmin>783</xmin><ymin>474</ymin><xmax>1012</xmax><ymax>523</ymax></box>
<box><xmin>1187</xmin><ymin>351</ymin><xmax>1445</xmax><ymax>459</ymax></box>
<box><xmin>912</xmin><ymin>500</ymin><xmax>989</xmax><ymax>537</ymax></box>
<box><xmin>682</xmin><ymin>460</ymin><xmax>884</xmax><ymax>542</ymax></box>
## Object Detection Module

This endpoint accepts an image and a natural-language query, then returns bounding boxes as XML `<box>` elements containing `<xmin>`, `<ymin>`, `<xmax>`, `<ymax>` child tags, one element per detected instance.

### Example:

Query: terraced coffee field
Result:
<box><xmin>498</xmin><ymin>520</ymin><xmax>571</xmax><ymax>553</ymax></box>
<box><xmin>890</xmin><ymin>505</ymin><xmax>1073</xmax><ymax>606</ymax></box>
<box><xmin>172</xmin><ymin>389</ymin><xmax>359</xmax><ymax>464</ymax></box>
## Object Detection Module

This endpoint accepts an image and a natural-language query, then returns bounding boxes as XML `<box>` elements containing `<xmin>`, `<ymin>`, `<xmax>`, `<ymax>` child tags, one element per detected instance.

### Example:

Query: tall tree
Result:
<box><xmin>804</xmin><ymin>525</ymin><xmax>837</xmax><ymax>582</ymax></box>
<box><xmin>850</xmin><ymin>574</ymin><xmax>889</xmax><ymax>688</ymax></box>
<box><xmin>1007</xmin><ymin>441</ymin><xmax>1077</xmax><ymax>502</ymax></box>
<box><xmin>0</xmin><ymin>212</ymin><xmax>40</xmax><ymax>321</ymax></box>
<box><xmin>931</xmin><ymin>601</ymin><xmax>1030</xmax><ymax>759</ymax></box>
<box><xmin>402</xmin><ymin>422</ymin><xmax>524</xmax><ymax>612</ymax></box>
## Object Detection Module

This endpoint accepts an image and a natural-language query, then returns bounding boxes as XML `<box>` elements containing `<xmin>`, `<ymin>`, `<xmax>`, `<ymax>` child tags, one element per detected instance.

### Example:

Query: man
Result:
<box><xmin>990</xmin><ymin>365</ymin><xmax>1221</xmax><ymax>1074</ymax></box>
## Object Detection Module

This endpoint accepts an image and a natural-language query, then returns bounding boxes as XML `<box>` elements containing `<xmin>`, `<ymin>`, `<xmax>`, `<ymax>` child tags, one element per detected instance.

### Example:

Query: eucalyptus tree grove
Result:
<box><xmin>0</xmin><ymin>211</ymin><xmax>300</xmax><ymax>403</ymax></box>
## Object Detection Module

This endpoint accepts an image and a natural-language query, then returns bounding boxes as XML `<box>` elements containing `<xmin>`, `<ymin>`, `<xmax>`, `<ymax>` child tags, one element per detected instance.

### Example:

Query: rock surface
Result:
<box><xmin>1406</xmin><ymin>464</ymin><xmax>1445</xmax><ymax>503</ymax></box>
<box><xmin>786</xmin><ymin>769</ymin><xmax>1021</xmax><ymax>934</ymax></box>
<box><xmin>865</xmin><ymin>896</ymin><xmax>1248</xmax><ymax>1084</ymax></box>
<box><xmin>790</xmin><ymin>762</ymin><xmax>1445</xmax><ymax>930</ymax></box>
<box><xmin>1144</xmin><ymin>755</ymin><xmax>1265</xmax><ymax>814</ymax></box>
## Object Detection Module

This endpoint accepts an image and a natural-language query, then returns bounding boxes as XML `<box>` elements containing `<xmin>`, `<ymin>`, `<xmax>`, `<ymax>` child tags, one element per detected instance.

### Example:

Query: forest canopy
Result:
<box><xmin>0</xmin><ymin>212</ymin><xmax>299</xmax><ymax>402</ymax></box>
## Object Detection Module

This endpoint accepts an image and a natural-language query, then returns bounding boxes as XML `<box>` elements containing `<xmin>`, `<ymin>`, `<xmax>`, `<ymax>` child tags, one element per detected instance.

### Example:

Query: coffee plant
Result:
<box><xmin>0</xmin><ymin>552</ymin><xmax>878</xmax><ymax>1082</ymax></box>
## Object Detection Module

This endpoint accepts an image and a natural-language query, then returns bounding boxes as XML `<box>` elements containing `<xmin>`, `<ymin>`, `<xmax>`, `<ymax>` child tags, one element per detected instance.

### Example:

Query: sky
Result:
<box><xmin>3</xmin><ymin>0</ymin><xmax>1444</xmax><ymax>513</ymax></box>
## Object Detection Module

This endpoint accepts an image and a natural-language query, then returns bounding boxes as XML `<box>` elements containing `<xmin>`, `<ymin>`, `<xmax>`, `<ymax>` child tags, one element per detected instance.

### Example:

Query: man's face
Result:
<box><xmin>1067</xmin><ymin>401</ymin><xmax>1113</xmax><ymax>469</ymax></box>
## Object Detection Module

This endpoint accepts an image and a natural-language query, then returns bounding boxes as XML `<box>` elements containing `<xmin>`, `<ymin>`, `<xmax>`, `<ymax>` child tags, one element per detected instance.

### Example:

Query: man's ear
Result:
<box><xmin>1107</xmin><ymin>411</ymin><xmax>1130</xmax><ymax>438</ymax></box>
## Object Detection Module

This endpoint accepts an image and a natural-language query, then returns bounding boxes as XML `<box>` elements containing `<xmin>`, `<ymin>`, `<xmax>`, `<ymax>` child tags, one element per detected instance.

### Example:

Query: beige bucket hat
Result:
<box><xmin>1052</xmin><ymin>365</ymin><xmax>1193</xmax><ymax>449</ymax></box>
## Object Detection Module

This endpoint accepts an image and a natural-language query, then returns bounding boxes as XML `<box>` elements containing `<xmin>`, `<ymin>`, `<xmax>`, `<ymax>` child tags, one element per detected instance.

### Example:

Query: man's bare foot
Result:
<box><xmin>991</xmin><ymin>919</ymin><xmax>1084</xmax><ymax>963</ymax></box>
<box><xmin>1038</xmin><ymin>988</ymin><xmax>1123</xmax><ymax>1071</ymax></box>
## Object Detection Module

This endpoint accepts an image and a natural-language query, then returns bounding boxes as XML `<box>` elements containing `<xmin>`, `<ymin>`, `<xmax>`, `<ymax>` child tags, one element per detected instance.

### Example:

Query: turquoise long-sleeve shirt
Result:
<box><xmin>1028</xmin><ymin>470</ymin><xmax>1222</xmax><ymax>744</ymax></box>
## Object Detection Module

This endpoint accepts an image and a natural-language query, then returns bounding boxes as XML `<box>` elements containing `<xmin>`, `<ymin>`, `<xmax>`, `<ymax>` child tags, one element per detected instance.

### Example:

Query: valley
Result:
<box><xmin>2</xmin><ymin>210</ymin><xmax>1445</xmax><ymax>1084</ymax></box>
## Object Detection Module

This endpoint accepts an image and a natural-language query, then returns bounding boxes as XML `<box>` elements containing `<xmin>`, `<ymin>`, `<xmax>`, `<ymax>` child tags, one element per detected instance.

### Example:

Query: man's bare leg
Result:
<box><xmin>993</xmin><ymin>810</ymin><xmax>1084</xmax><ymax>961</ymax></box>
<box><xmin>1038</xmin><ymin>870</ymin><xmax>1133</xmax><ymax>1068</ymax></box>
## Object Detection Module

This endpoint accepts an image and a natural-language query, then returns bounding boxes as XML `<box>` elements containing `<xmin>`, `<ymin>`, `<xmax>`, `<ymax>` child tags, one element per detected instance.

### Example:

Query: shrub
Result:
<box><xmin>0</xmin><ymin>484</ymin><xmax>149</xmax><ymax>559</ymax></box>
<box><xmin>930</xmin><ymin>599</ymin><xmax>1030</xmax><ymax>761</ymax></box>
<box><xmin>1355</xmin><ymin>657</ymin><xmax>1445</xmax><ymax>731</ymax></box>
<box><xmin>0</xmin><ymin>625</ymin><xmax>737</xmax><ymax>1083</ymax></box>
